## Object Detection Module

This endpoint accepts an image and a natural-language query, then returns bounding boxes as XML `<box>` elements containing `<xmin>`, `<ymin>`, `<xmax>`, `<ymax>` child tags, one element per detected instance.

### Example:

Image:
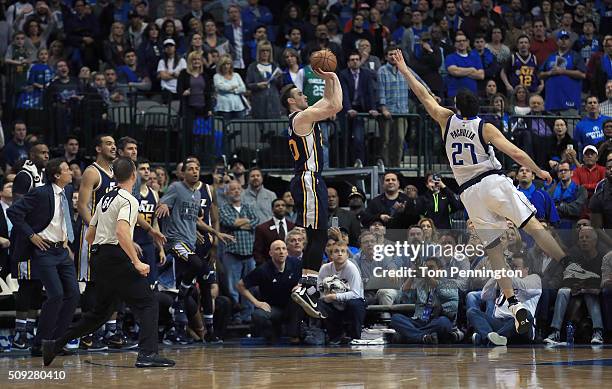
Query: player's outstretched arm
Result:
<box><xmin>483</xmin><ymin>123</ymin><xmax>553</xmax><ymax>184</ymax></box>
<box><xmin>293</xmin><ymin>69</ymin><xmax>342</xmax><ymax>135</ymax></box>
<box><xmin>390</xmin><ymin>49</ymin><xmax>453</xmax><ymax>127</ymax></box>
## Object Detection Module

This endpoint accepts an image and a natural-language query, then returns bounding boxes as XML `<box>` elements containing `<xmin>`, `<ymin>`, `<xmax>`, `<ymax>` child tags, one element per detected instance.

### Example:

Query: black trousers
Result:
<box><xmin>57</xmin><ymin>244</ymin><xmax>159</xmax><ymax>354</ymax></box>
<box><xmin>32</xmin><ymin>247</ymin><xmax>80</xmax><ymax>348</ymax></box>
<box><xmin>251</xmin><ymin>301</ymin><xmax>303</xmax><ymax>339</ymax></box>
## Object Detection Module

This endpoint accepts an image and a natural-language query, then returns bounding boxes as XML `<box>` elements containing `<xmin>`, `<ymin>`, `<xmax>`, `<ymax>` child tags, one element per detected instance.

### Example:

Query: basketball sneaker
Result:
<box><xmin>291</xmin><ymin>277</ymin><xmax>326</xmax><ymax>319</ymax></box>
<box><xmin>79</xmin><ymin>334</ymin><xmax>108</xmax><ymax>351</ymax></box>
<box><xmin>508</xmin><ymin>302</ymin><xmax>531</xmax><ymax>335</ymax></box>
<box><xmin>135</xmin><ymin>352</ymin><xmax>175</xmax><ymax>368</ymax></box>
<box><xmin>65</xmin><ymin>338</ymin><xmax>79</xmax><ymax>350</ymax></box>
<box><xmin>163</xmin><ymin>327</ymin><xmax>193</xmax><ymax>345</ymax></box>
<box><xmin>204</xmin><ymin>333</ymin><xmax>223</xmax><ymax>345</ymax></box>
<box><xmin>543</xmin><ymin>330</ymin><xmax>561</xmax><ymax>345</ymax></box>
<box><xmin>422</xmin><ymin>332</ymin><xmax>439</xmax><ymax>345</ymax></box>
<box><xmin>487</xmin><ymin>332</ymin><xmax>507</xmax><ymax>346</ymax></box>
<box><xmin>591</xmin><ymin>329</ymin><xmax>604</xmax><ymax>345</ymax></box>
<box><xmin>12</xmin><ymin>330</ymin><xmax>30</xmax><ymax>350</ymax></box>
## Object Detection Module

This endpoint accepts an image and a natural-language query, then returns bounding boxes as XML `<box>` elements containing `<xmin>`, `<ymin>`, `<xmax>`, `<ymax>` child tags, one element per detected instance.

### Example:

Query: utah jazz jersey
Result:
<box><xmin>134</xmin><ymin>187</ymin><xmax>157</xmax><ymax>245</ymax></box>
<box><xmin>507</xmin><ymin>53</ymin><xmax>540</xmax><ymax>93</ymax></box>
<box><xmin>443</xmin><ymin>115</ymin><xmax>502</xmax><ymax>187</ymax></box>
<box><xmin>287</xmin><ymin>111</ymin><xmax>324</xmax><ymax>175</ymax></box>
<box><xmin>288</xmin><ymin>110</ymin><xmax>328</xmax><ymax>229</ymax></box>
<box><xmin>78</xmin><ymin>162</ymin><xmax>116</xmax><ymax>281</ymax></box>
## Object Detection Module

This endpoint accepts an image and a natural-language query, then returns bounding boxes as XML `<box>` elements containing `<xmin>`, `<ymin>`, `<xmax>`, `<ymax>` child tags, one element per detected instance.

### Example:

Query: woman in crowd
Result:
<box><xmin>138</xmin><ymin>23</ymin><xmax>164</xmax><ymax>91</ymax></box>
<box><xmin>214</xmin><ymin>54</ymin><xmax>248</xmax><ymax>122</ymax></box>
<box><xmin>161</xmin><ymin>19</ymin><xmax>184</xmax><ymax>56</ymax></box>
<box><xmin>202</xmin><ymin>19</ymin><xmax>230</xmax><ymax>57</ymax></box>
<box><xmin>24</xmin><ymin>19</ymin><xmax>47</xmax><ymax>51</ymax></box>
<box><xmin>246</xmin><ymin>41</ymin><xmax>282</xmax><ymax>119</ymax></box>
<box><xmin>47</xmin><ymin>40</ymin><xmax>66</xmax><ymax>68</ymax></box>
<box><xmin>483</xmin><ymin>79</ymin><xmax>498</xmax><ymax>106</ymax></box>
<box><xmin>324</xmin><ymin>14</ymin><xmax>343</xmax><ymax>46</ymax></box>
<box><xmin>509</xmin><ymin>85</ymin><xmax>531</xmax><ymax>116</ymax></box>
<box><xmin>103</xmin><ymin>21</ymin><xmax>132</xmax><ymax>68</ymax></box>
<box><xmin>280</xmin><ymin>3</ymin><xmax>305</xmax><ymax>44</ymax></box>
<box><xmin>486</xmin><ymin>26</ymin><xmax>511</xmax><ymax>66</ymax></box>
<box><xmin>155</xmin><ymin>166</ymin><xmax>170</xmax><ymax>193</ymax></box>
<box><xmin>157</xmin><ymin>39</ymin><xmax>187</xmax><ymax>99</ymax></box>
<box><xmin>281</xmin><ymin>48</ymin><xmax>304</xmax><ymax>89</ymax></box>
<box><xmin>419</xmin><ymin>217</ymin><xmax>439</xmax><ymax>244</ymax></box>
<box><xmin>546</xmin><ymin>118</ymin><xmax>578</xmax><ymax>168</ymax></box>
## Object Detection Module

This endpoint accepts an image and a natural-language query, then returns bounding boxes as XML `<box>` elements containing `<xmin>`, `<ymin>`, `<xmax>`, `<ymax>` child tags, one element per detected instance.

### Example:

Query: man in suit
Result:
<box><xmin>340</xmin><ymin>51</ymin><xmax>380</xmax><ymax>165</ymax></box>
<box><xmin>253</xmin><ymin>199</ymin><xmax>295</xmax><ymax>265</ymax></box>
<box><xmin>327</xmin><ymin>187</ymin><xmax>361</xmax><ymax>247</ymax></box>
<box><xmin>0</xmin><ymin>182</ymin><xmax>12</xmax><ymax>279</ymax></box>
<box><xmin>223</xmin><ymin>4</ymin><xmax>249</xmax><ymax>77</ymax></box>
<box><xmin>7</xmin><ymin>158</ymin><xmax>79</xmax><ymax>357</ymax></box>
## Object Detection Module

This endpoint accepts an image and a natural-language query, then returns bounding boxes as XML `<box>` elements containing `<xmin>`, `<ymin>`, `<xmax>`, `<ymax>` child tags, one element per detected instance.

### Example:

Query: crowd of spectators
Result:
<box><xmin>1</xmin><ymin>0</ymin><xmax>612</xmax><ymax>351</ymax></box>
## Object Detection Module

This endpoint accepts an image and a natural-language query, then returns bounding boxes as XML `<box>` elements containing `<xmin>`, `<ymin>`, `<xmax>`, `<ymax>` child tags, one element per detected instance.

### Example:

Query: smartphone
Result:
<box><xmin>566</xmin><ymin>144</ymin><xmax>573</xmax><ymax>150</ymax></box>
<box><xmin>215</xmin><ymin>167</ymin><xmax>226</xmax><ymax>175</ymax></box>
<box><xmin>433</xmin><ymin>174</ymin><xmax>441</xmax><ymax>182</ymax></box>
<box><xmin>331</xmin><ymin>216</ymin><xmax>339</xmax><ymax>228</ymax></box>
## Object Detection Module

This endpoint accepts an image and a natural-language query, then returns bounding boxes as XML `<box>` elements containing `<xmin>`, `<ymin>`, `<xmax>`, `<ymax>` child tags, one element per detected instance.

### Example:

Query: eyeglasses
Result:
<box><xmin>455</xmin><ymin>39</ymin><xmax>467</xmax><ymax>43</ymax></box>
<box><xmin>558</xmin><ymin>169</ymin><xmax>570</xmax><ymax>173</ymax></box>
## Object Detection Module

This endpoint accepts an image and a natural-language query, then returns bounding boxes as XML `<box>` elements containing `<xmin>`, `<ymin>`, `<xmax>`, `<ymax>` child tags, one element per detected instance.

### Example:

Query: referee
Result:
<box><xmin>42</xmin><ymin>157</ymin><xmax>175</xmax><ymax>368</ymax></box>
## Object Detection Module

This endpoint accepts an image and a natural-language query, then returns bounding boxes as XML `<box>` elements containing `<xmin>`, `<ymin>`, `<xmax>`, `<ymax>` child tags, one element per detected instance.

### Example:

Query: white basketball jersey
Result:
<box><xmin>444</xmin><ymin>115</ymin><xmax>502</xmax><ymax>186</ymax></box>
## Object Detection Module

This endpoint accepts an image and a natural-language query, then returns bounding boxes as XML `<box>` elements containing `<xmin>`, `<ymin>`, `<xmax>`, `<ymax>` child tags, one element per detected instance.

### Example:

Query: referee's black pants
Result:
<box><xmin>56</xmin><ymin>244</ymin><xmax>159</xmax><ymax>354</ymax></box>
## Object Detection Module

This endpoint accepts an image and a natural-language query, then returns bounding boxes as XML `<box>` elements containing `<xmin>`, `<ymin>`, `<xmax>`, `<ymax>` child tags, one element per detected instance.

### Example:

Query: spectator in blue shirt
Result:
<box><xmin>241</xmin><ymin>0</ymin><xmax>273</xmax><ymax>40</ymax></box>
<box><xmin>470</xmin><ymin>33</ymin><xmax>498</xmax><ymax>97</ymax></box>
<box><xmin>572</xmin><ymin>19</ymin><xmax>600</xmax><ymax>66</ymax></box>
<box><xmin>575</xmin><ymin>95</ymin><xmax>608</xmax><ymax>152</ymax></box>
<box><xmin>3</xmin><ymin>120</ymin><xmax>29</xmax><ymax>171</ymax></box>
<box><xmin>516</xmin><ymin>166</ymin><xmax>560</xmax><ymax>225</ymax></box>
<box><xmin>539</xmin><ymin>30</ymin><xmax>586</xmax><ymax>114</ymax></box>
<box><xmin>445</xmin><ymin>32</ymin><xmax>484</xmax><ymax>100</ymax></box>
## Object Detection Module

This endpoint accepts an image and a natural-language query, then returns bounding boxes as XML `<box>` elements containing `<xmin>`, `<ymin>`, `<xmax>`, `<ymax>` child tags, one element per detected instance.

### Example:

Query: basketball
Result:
<box><xmin>310</xmin><ymin>50</ymin><xmax>337</xmax><ymax>72</ymax></box>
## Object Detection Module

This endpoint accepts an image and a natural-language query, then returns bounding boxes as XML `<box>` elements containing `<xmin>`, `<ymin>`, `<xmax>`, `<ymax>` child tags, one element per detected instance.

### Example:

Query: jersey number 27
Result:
<box><xmin>451</xmin><ymin>142</ymin><xmax>477</xmax><ymax>166</ymax></box>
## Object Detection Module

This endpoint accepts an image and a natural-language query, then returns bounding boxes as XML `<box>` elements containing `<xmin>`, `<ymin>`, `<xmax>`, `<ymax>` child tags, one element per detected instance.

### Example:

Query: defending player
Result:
<box><xmin>279</xmin><ymin>67</ymin><xmax>342</xmax><ymax>318</ymax></box>
<box><xmin>389</xmin><ymin>49</ymin><xmax>571</xmax><ymax>334</ymax></box>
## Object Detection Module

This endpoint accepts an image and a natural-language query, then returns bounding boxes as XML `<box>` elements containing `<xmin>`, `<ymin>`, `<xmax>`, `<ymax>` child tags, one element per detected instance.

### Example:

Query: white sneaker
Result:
<box><xmin>591</xmin><ymin>329</ymin><xmax>604</xmax><ymax>345</ymax></box>
<box><xmin>543</xmin><ymin>330</ymin><xmax>561</xmax><ymax>345</ymax></box>
<box><xmin>508</xmin><ymin>302</ymin><xmax>531</xmax><ymax>335</ymax></box>
<box><xmin>487</xmin><ymin>332</ymin><xmax>508</xmax><ymax>346</ymax></box>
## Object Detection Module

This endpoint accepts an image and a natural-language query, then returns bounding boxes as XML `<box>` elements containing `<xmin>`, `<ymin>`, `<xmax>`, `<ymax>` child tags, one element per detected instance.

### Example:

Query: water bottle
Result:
<box><xmin>566</xmin><ymin>322</ymin><xmax>575</xmax><ymax>346</ymax></box>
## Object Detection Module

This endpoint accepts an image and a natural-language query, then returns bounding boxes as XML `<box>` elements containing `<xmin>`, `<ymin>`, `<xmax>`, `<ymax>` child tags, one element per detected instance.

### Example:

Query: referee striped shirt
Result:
<box><xmin>90</xmin><ymin>187</ymin><xmax>139</xmax><ymax>245</ymax></box>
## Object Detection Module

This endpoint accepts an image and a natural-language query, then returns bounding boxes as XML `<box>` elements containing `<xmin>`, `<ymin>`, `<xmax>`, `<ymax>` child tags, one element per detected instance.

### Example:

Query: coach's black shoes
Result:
<box><xmin>135</xmin><ymin>352</ymin><xmax>176</xmax><ymax>368</ymax></box>
<box><xmin>509</xmin><ymin>302</ymin><xmax>531</xmax><ymax>335</ymax></box>
<box><xmin>42</xmin><ymin>340</ymin><xmax>57</xmax><ymax>366</ymax></box>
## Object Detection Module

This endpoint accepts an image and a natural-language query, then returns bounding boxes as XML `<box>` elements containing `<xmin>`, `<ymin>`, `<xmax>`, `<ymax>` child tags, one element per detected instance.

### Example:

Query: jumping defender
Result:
<box><xmin>389</xmin><ymin>49</ymin><xmax>570</xmax><ymax>334</ymax></box>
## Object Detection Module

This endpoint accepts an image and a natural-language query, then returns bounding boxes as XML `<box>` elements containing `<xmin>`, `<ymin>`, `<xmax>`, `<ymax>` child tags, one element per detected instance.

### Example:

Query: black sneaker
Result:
<box><xmin>104</xmin><ymin>332</ymin><xmax>127</xmax><ymax>349</ymax></box>
<box><xmin>163</xmin><ymin>327</ymin><xmax>193</xmax><ymax>345</ymax></box>
<box><xmin>80</xmin><ymin>334</ymin><xmax>108</xmax><ymax>351</ymax></box>
<box><xmin>42</xmin><ymin>340</ymin><xmax>57</xmax><ymax>367</ymax></box>
<box><xmin>135</xmin><ymin>352</ymin><xmax>175</xmax><ymax>368</ymax></box>
<box><xmin>291</xmin><ymin>285</ymin><xmax>326</xmax><ymax>319</ymax></box>
<box><xmin>423</xmin><ymin>332</ymin><xmax>439</xmax><ymax>345</ymax></box>
<box><xmin>204</xmin><ymin>333</ymin><xmax>223</xmax><ymax>345</ymax></box>
<box><xmin>12</xmin><ymin>331</ymin><xmax>29</xmax><ymax>350</ymax></box>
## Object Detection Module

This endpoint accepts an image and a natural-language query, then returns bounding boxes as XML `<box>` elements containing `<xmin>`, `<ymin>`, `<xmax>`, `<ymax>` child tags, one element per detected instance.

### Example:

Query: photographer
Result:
<box><xmin>421</xmin><ymin>173</ymin><xmax>463</xmax><ymax>230</ymax></box>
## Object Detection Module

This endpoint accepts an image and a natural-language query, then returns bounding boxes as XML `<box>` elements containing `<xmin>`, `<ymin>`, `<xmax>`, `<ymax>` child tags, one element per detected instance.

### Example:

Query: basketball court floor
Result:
<box><xmin>1</xmin><ymin>344</ymin><xmax>611</xmax><ymax>387</ymax></box>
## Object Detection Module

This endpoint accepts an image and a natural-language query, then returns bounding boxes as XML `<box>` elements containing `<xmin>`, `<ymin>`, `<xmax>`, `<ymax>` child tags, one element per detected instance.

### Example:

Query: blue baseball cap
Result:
<box><xmin>557</xmin><ymin>30</ymin><xmax>570</xmax><ymax>40</ymax></box>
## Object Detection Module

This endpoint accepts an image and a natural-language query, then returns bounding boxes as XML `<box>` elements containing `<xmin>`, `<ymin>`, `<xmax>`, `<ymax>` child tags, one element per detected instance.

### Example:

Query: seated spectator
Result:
<box><xmin>391</xmin><ymin>256</ymin><xmax>457</xmax><ymax>344</ymax></box>
<box><xmin>318</xmin><ymin>241</ymin><xmax>366</xmax><ymax>344</ymax></box>
<box><xmin>483</xmin><ymin>93</ymin><xmax>510</xmax><ymax>135</ymax></box>
<box><xmin>576</xmin><ymin>96</ymin><xmax>608</xmax><ymax>152</ymax></box>
<box><xmin>246</xmin><ymin>41</ymin><xmax>283</xmax><ymax>119</ymax></box>
<box><xmin>117</xmin><ymin>49</ymin><xmax>152</xmax><ymax>91</ymax></box>
<box><xmin>445</xmin><ymin>33</ymin><xmax>484</xmax><ymax>100</ymax></box>
<box><xmin>482</xmin><ymin>79</ymin><xmax>498</xmax><ymax>105</ymax></box>
<box><xmin>421</xmin><ymin>173</ymin><xmax>462</xmax><ymax>230</ymax></box>
<box><xmin>509</xmin><ymin>85</ymin><xmax>531</xmax><ymax>116</ymax></box>
<box><xmin>544</xmin><ymin>226</ymin><xmax>605</xmax><ymax>345</ymax></box>
<box><xmin>572</xmin><ymin>145</ymin><xmax>606</xmax><ymax>198</ymax></box>
<box><xmin>546</xmin><ymin>118</ymin><xmax>578</xmax><ymax>168</ymax></box>
<box><xmin>419</xmin><ymin>217</ymin><xmax>439</xmax><ymax>244</ymax></box>
<box><xmin>285</xmin><ymin>228</ymin><xmax>305</xmax><ymax>260</ymax></box>
<box><xmin>103</xmin><ymin>21</ymin><xmax>132</xmax><ymax>68</ymax></box>
<box><xmin>516</xmin><ymin>166</ymin><xmax>560</xmax><ymax>225</ymax></box>
<box><xmin>253</xmin><ymin>199</ymin><xmax>295</xmax><ymax>265</ymax></box>
<box><xmin>213</xmin><ymin>55</ymin><xmax>248</xmax><ymax>122</ymax></box>
<box><xmin>439</xmin><ymin>232</ymin><xmax>469</xmax><ymax>294</ymax></box>
<box><xmin>104</xmin><ymin>68</ymin><xmax>128</xmax><ymax>106</ymax></box>
<box><xmin>597</xmin><ymin>119</ymin><xmax>612</xmax><ymax>165</ymax></box>
<box><xmin>340</xmin><ymin>52</ymin><xmax>379</xmax><ymax>165</ymax></box>
<box><xmin>362</xmin><ymin>172</ymin><xmax>409</xmax><ymax>228</ymax></box>
<box><xmin>237</xmin><ymin>240</ymin><xmax>303</xmax><ymax>344</ymax></box>
<box><xmin>468</xmin><ymin>255</ymin><xmax>542</xmax><ymax>346</ymax></box>
<box><xmin>540</xmin><ymin>30</ymin><xmax>586</xmax><ymax>115</ymax></box>
<box><xmin>501</xmin><ymin>35</ymin><xmax>544</xmax><ymax>95</ymax></box>
<box><xmin>281</xmin><ymin>48</ymin><xmax>304</xmax><ymax>89</ymax></box>
<box><xmin>157</xmin><ymin>39</ymin><xmax>187</xmax><ymax>99</ymax></box>
<box><xmin>548</xmin><ymin>162</ymin><xmax>588</xmax><ymax>233</ymax></box>
<box><xmin>327</xmin><ymin>187</ymin><xmax>361</xmax><ymax>247</ymax></box>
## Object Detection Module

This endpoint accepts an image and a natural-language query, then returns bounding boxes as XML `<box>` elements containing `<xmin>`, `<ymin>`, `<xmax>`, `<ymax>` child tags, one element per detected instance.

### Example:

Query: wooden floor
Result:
<box><xmin>1</xmin><ymin>344</ymin><xmax>612</xmax><ymax>388</ymax></box>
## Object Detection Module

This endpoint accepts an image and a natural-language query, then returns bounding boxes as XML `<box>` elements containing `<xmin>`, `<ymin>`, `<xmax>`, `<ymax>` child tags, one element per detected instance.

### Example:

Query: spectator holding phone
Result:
<box><xmin>420</xmin><ymin>173</ymin><xmax>463</xmax><ymax>230</ymax></box>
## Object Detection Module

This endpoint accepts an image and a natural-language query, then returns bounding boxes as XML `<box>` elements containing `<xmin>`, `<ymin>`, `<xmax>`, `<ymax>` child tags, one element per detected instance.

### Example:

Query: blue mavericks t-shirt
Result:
<box><xmin>541</xmin><ymin>51</ymin><xmax>586</xmax><ymax>111</ymax></box>
<box><xmin>445</xmin><ymin>52</ymin><xmax>483</xmax><ymax>97</ymax></box>
<box><xmin>574</xmin><ymin>115</ymin><xmax>608</xmax><ymax>150</ymax></box>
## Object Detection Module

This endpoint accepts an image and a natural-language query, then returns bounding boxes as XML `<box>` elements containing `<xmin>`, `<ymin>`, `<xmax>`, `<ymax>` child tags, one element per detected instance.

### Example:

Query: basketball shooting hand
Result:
<box><xmin>312</xmin><ymin>67</ymin><xmax>338</xmax><ymax>81</ymax></box>
<box><xmin>155</xmin><ymin>203</ymin><xmax>170</xmax><ymax>218</ymax></box>
<box><xmin>536</xmin><ymin>170</ymin><xmax>553</xmax><ymax>185</ymax></box>
<box><xmin>134</xmin><ymin>261</ymin><xmax>150</xmax><ymax>277</ymax></box>
<box><xmin>390</xmin><ymin>50</ymin><xmax>408</xmax><ymax>73</ymax></box>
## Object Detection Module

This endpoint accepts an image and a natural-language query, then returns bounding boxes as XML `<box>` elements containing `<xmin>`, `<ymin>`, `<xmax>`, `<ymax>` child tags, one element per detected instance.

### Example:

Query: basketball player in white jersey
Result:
<box><xmin>389</xmin><ymin>49</ymin><xmax>571</xmax><ymax>334</ymax></box>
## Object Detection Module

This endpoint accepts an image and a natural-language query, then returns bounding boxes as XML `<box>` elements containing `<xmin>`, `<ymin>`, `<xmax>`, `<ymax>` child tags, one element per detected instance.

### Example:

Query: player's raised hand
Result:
<box><xmin>312</xmin><ymin>67</ymin><xmax>338</xmax><ymax>81</ymax></box>
<box><xmin>390</xmin><ymin>49</ymin><xmax>408</xmax><ymax>73</ymax></box>
<box><xmin>537</xmin><ymin>170</ymin><xmax>553</xmax><ymax>185</ymax></box>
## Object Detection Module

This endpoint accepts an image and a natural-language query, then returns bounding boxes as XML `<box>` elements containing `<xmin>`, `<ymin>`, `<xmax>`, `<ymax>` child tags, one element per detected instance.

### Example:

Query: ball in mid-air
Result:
<box><xmin>310</xmin><ymin>50</ymin><xmax>337</xmax><ymax>72</ymax></box>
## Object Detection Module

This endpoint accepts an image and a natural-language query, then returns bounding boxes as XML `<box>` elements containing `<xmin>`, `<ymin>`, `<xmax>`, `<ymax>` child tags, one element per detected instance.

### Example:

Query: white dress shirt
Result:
<box><xmin>38</xmin><ymin>184</ymin><xmax>67</xmax><ymax>243</ymax></box>
<box><xmin>272</xmin><ymin>217</ymin><xmax>287</xmax><ymax>236</ymax></box>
